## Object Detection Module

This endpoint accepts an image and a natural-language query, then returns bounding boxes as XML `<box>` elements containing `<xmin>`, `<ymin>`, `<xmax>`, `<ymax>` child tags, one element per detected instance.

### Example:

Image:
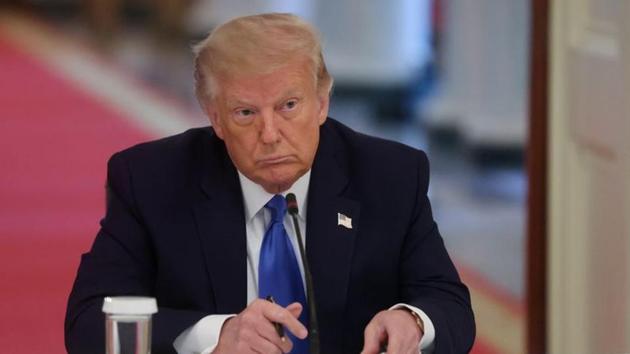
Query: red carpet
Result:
<box><xmin>470</xmin><ymin>340</ymin><xmax>502</xmax><ymax>354</ymax></box>
<box><xmin>0</xmin><ymin>32</ymin><xmax>149</xmax><ymax>353</ymax></box>
<box><xmin>0</xmin><ymin>19</ymin><xmax>504</xmax><ymax>354</ymax></box>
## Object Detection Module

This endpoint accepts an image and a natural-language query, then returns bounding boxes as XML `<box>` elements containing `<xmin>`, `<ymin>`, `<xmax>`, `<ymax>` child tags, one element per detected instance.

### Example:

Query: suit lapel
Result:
<box><xmin>306</xmin><ymin>125</ymin><xmax>360</xmax><ymax>320</ymax></box>
<box><xmin>193</xmin><ymin>135</ymin><xmax>247</xmax><ymax>314</ymax></box>
<box><xmin>189</xmin><ymin>123</ymin><xmax>360</xmax><ymax>318</ymax></box>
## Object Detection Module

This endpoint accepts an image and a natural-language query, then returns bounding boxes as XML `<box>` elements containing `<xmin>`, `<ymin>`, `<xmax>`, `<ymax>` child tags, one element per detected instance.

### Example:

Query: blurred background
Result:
<box><xmin>1</xmin><ymin>0</ymin><xmax>531</xmax><ymax>353</ymax></box>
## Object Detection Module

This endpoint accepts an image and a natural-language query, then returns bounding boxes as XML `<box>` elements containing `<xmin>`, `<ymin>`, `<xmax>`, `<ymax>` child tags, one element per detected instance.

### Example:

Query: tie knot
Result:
<box><xmin>265</xmin><ymin>194</ymin><xmax>287</xmax><ymax>223</ymax></box>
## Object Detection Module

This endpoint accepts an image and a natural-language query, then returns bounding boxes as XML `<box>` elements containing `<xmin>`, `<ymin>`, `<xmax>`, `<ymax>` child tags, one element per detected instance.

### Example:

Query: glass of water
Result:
<box><xmin>103</xmin><ymin>296</ymin><xmax>158</xmax><ymax>354</ymax></box>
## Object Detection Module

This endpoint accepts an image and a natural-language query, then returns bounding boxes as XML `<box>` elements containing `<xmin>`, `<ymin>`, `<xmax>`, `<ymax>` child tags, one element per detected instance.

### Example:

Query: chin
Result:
<box><xmin>259</xmin><ymin>173</ymin><xmax>300</xmax><ymax>194</ymax></box>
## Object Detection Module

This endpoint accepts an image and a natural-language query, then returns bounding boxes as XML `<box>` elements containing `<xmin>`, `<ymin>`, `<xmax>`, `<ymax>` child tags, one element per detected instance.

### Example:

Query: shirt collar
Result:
<box><xmin>238</xmin><ymin>170</ymin><xmax>310</xmax><ymax>222</ymax></box>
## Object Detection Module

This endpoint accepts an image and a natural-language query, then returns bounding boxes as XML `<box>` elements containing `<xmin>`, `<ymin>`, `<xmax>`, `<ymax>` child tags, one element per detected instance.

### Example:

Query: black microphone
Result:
<box><xmin>285</xmin><ymin>193</ymin><xmax>320</xmax><ymax>354</ymax></box>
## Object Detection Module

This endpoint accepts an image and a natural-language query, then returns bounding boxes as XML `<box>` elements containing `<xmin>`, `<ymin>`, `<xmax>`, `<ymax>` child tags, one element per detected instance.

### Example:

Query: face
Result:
<box><xmin>206</xmin><ymin>60</ymin><xmax>329</xmax><ymax>194</ymax></box>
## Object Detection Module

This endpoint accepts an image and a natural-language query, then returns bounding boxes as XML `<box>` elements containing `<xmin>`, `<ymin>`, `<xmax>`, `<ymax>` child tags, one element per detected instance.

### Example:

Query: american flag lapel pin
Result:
<box><xmin>337</xmin><ymin>212</ymin><xmax>352</xmax><ymax>229</ymax></box>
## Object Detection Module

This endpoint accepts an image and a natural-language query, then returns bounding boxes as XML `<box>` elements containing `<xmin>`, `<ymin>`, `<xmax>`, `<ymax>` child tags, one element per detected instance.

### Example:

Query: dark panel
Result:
<box><xmin>526</xmin><ymin>0</ymin><xmax>550</xmax><ymax>353</ymax></box>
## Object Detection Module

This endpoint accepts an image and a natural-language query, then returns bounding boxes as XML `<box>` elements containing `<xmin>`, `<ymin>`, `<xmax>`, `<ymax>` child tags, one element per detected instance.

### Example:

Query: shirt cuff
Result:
<box><xmin>173</xmin><ymin>314</ymin><xmax>236</xmax><ymax>354</ymax></box>
<box><xmin>389</xmin><ymin>303</ymin><xmax>436</xmax><ymax>353</ymax></box>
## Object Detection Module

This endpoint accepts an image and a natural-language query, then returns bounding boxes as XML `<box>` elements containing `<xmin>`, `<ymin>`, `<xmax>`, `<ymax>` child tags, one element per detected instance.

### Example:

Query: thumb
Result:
<box><xmin>286</xmin><ymin>302</ymin><xmax>303</xmax><ymax>318</ymax></box>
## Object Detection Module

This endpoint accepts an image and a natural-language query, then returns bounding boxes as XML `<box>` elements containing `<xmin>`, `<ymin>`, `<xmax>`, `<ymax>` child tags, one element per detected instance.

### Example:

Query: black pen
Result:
<box><xmin>265</xmin><ymin>295</ymin><xmax>286</xmax><ymax>340</ymax></box>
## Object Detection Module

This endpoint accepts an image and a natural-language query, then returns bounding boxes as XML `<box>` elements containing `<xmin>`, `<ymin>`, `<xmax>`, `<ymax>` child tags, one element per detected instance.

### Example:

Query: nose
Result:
<box><xmin>259</xmin><ymin>109</ymin><xmax>281</xmax><ymax>144</ymax></box>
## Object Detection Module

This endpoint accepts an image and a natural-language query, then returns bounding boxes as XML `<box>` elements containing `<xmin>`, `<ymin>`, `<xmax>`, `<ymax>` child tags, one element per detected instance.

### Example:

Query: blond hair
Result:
<box><xmin>193</xmin><ymin>13</ymin><xmax>333</xmax><ymax>106</ymax></box>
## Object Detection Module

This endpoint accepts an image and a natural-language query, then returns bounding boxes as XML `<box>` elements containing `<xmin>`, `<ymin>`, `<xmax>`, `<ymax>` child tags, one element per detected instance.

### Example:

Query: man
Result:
<box><xmin>65</xmin><ymin>13</ymin><xmax>475</xmax><ymax>354</ymax></box>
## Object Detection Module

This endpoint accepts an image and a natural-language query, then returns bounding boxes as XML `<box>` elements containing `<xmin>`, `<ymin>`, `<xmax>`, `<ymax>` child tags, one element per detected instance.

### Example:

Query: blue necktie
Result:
<box><xmin>259</xmin><ymin>194</ymin><xmax>309</xmax><ymax>353</ymax></box>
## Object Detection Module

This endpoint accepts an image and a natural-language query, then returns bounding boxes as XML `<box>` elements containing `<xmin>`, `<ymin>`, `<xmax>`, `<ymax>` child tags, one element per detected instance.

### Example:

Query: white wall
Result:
<box><xmin>548</xmin><ymin>0</ymin><xmax>630</xmax><ymax>352</ymax></box>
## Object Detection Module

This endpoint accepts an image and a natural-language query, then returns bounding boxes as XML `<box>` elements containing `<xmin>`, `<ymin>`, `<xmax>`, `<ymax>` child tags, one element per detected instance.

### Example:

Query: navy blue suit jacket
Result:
<box><xmin>65</xmin><ymin>118</ymin><xmax>475</xmax><ymax>353</ymax></box>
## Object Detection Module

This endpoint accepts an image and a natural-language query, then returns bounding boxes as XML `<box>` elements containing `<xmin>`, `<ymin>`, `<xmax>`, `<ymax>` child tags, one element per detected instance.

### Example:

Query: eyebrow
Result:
<box><xmin>225</xmin><ymin>90</ymin><xmax>305</xmax><ymax>108</ymax></box>
<box><xmin>225</xmin><ymin>98</ymin><xmax>255</xmax><ymax>108</ymax></box>
<box><xmin>283</xmin><ymin>89</ymin><xmax>304</xmax><ymax>98</ymax></box>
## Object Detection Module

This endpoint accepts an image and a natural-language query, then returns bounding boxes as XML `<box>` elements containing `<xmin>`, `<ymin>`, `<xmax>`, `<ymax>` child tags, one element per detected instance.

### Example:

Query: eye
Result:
<box><xmin>233</xmin><ymin>108</ymin><xmax>256</xmax><ymax>125</ymax></box>
<box><xmin>281</xmin><ymin>99</ymin><xmax>299</xmax><ymax>111</ymax></box>
<box><xmin>236</xmin><ymin>108</ymin><xmax>255</xmax><ymax>117</ymax></box>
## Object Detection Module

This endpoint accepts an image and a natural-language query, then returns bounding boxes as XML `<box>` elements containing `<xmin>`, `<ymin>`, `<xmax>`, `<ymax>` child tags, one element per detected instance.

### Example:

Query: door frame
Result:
<box><xmin>527</xmin><ymin>0</ymin><xmax>550</xmax><ymax>352</ymax></box>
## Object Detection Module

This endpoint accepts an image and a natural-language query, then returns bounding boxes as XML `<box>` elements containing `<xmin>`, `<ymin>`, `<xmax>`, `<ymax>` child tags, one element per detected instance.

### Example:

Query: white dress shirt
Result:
<box><xmin>173</xmin><ymin>171</ymin><xmax>435</xmax><ymax>353</ymax></box>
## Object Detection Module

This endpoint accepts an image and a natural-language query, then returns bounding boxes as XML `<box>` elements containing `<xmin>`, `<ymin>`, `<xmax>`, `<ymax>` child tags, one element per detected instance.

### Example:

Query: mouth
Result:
<box><xmin>257</xmin><ymin>155</ymin><xmax>294</xmax><ymax>166</ymax></box>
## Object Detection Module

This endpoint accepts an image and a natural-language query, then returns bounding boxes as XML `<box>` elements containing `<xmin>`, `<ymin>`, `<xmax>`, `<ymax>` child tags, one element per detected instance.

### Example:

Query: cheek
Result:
<box><xmin>293</xmin><ymin>119</ymin><xmax>320</xmax><ymax>158</ymax></box>
<box><xmin>224</xmin><ymin>131</ymin><xmax>258</xmax><ymax>162</ymax></box>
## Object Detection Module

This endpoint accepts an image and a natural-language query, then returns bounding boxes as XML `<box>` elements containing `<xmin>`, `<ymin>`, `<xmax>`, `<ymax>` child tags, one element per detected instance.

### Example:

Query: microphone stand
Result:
<box><xmin>286</xmin><ymin>194</ymin><xmax>320</xmax><ymax>354</ymax></box>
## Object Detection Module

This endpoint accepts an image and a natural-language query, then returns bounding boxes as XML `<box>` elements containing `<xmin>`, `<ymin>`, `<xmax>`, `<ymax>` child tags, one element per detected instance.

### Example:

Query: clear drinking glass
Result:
<box><xmin>102</xmin><ymin>296</ymin><xmax>158</xmax><ymax>354</ymax></box>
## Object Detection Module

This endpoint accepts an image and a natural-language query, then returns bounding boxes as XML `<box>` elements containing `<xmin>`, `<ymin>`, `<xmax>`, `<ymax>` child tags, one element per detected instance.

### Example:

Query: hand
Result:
<box><xmin>213</xmin><ymin>299</ymin><xmax>307</xmax><ymax>354</ymax></box>
<box><xmin>361</xmin><ymin>309</ymin><xmax>423</xmax><ymax>354</ymax></box>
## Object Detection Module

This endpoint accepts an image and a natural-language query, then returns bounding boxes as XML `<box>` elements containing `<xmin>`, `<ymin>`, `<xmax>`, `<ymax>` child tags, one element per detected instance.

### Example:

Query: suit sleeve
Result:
<box><xmin>65</xmin><ymin>152</ymin><xmax>208</xmax><ymax>354</ymax></box>
<box><xmin>399</xmin><ymin>151</ymin><xmax>476</xmax><ymax>354</ymax></box>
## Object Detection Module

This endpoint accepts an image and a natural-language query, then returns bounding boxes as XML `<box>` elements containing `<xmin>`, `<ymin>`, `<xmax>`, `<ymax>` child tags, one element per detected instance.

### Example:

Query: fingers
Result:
<box><xmin>216</xmin><ymin>299</ymin><xmax>304</xmax><ymax>354</ymax></box>
<box><xmin>248</xmin><ymin>328</ymin><xmax>291</xmax><ymax>354</ymax></box>
<box><xmin>361</xmin><ymin>310</ymin><xmax>422</xmax><ymax>354</ymax></box>
<box><xmin>236</xmin><ymin>308</ymin><xmax>284</xmax><ymax>353</ymax></box>
<box><xmin>252</xmin><ymin>316</ymin><xmax>293</xmax><ymax>353</ymax></box>
<box><xmin>262</xmin><ymin>301</ymin><xmax>308</xmax><ymax>339</ymax></box>
<box><xmin>286</xmin><ymin>302</ymin><xmax>304</xmax><ymax>319</ymax></box>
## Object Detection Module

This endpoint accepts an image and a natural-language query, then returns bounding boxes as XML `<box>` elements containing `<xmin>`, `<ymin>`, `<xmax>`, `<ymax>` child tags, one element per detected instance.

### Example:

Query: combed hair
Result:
<box><xmin>193</xmin><ymin>13</ymin><xmax>333</xmax><ymax>107</ymax></box>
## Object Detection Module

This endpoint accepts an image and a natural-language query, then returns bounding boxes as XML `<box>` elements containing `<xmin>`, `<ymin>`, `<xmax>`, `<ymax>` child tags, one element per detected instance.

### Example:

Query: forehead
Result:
<box><xmin>215</xmin><ymin>61</ymin><xmax>316</xmax><ymax>105</ymax></box>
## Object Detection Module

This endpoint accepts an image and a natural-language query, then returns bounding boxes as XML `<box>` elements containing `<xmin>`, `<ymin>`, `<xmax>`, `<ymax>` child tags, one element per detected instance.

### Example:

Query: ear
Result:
<box><xmin>317</xmin><ymin>92</ymin><xmax>330</xmax><ymax>126</ymax></box>
<box><xmin>206</xmin><ymin>104</ymin><xmax>225</xmax><ymax>140</ymax></box>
